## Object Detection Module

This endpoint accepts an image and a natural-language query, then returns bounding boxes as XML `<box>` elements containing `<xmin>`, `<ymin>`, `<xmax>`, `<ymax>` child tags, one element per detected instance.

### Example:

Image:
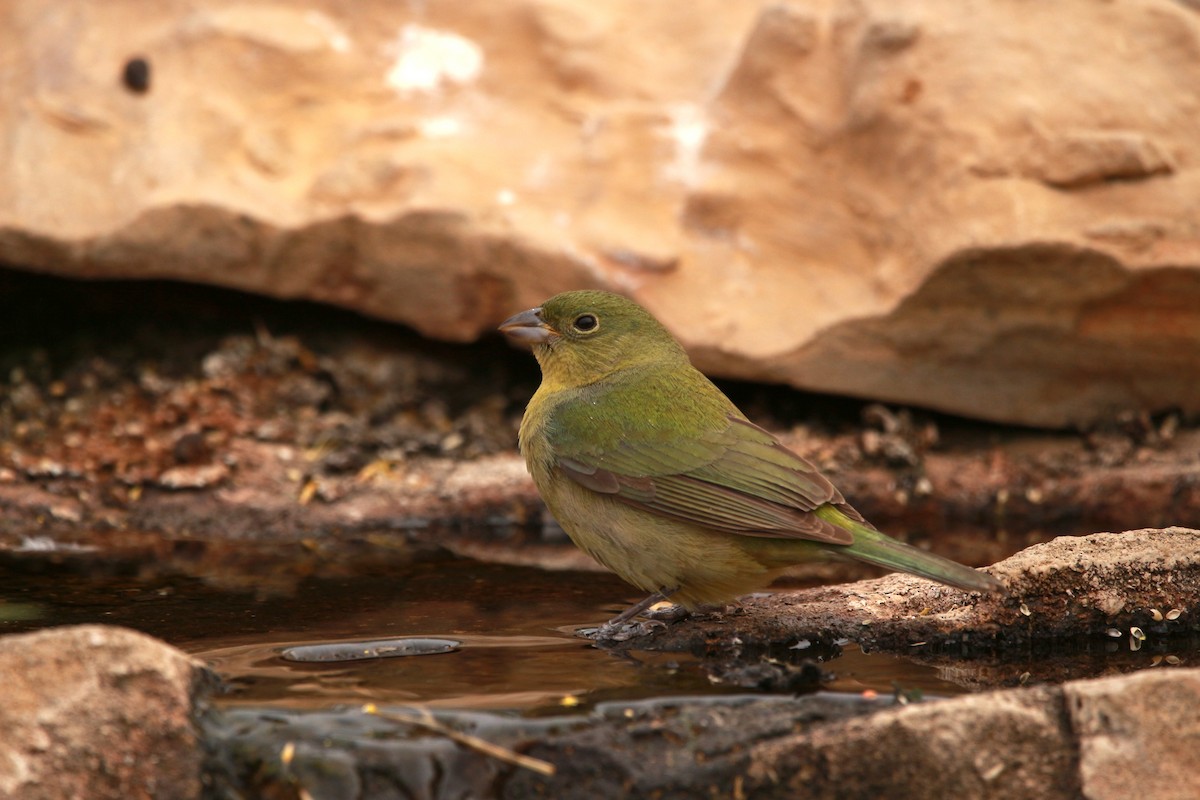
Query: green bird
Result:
<box><xmin>501</xmin><ymin>290</ymin><xmax>1001</xmax><ymax>630</ymax></box>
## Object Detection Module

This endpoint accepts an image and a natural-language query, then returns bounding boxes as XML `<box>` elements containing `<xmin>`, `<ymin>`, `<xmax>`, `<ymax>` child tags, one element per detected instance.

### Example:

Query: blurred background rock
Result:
<box><xmin>2</xmin><ymin>0</ymin><xmax>1198</xmax><ymax>427</ymax></box>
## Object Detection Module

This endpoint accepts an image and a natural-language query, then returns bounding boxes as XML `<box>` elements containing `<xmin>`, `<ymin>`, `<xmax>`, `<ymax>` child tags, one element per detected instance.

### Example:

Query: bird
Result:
<box><xmin>500</xmin><ymin>290</ymin><xmax>1002</xmax><ymax>631</ymax></box>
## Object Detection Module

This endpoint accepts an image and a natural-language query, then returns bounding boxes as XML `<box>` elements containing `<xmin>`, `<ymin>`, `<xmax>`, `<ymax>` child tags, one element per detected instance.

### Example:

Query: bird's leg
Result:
<box><xmin>605</xmin><ymin>589</ymin><xmax>677</xmax><ymax>627</ymax></box>
<box><xmin>588</xmin><ymin>588</ymin><xmax>684</xmax><ymax>642</ymax></box>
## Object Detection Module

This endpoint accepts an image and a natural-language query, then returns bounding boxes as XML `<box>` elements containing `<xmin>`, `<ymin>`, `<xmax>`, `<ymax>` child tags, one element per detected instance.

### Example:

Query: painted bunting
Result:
<box><xmin>501</xmin><ymin>290</ymin><xmax>1001</xmax><ymax>628</ymax></box>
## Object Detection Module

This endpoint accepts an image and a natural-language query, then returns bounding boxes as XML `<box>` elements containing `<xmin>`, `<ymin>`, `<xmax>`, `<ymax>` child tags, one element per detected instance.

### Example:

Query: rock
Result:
<box><xmin>740</xmin><ymin>686</ymin><xmax>1079</xmax><ymax>800</ymax></box>
<box><xmin>4</xmin><ymin>625</ymin><xmax>1191</xmax><ymax>799</ymax></box>
<box><xmin>0</xmin><ymin>625</ymin><xmax>212</xmax><ymax>800</ymax></box>
<box><xmin>616</xmin><ymin>527</ymin><xmax>1200</xmax><ymax>655</ymax></box>
<box><xmin>210</xmin><ymin>669</ymin><xmax>1200</xmax><ymax>799</ymax></box>
<box><xmin>738</xmin><ymin>668</ymin><xmax>1200</xmax><ymax>800</ymax></box>
<box><xmin>157</xmin><ymin>462</ymin><xmax>230</xmax><ymax>490</ymax></box>
<box><xmin>1067</xmin><ymin>668</ymin><xmax>1200</xmax><ymax>800</ymax></box>
<box><xmin>2</xmin><ymin>0</ymin><xmax>1199</xmax><ymax>427</ymax></box>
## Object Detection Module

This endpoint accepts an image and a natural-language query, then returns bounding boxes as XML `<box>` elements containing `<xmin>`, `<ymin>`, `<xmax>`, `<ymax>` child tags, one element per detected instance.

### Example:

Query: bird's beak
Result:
<box><xmin>499</xmin><ymin>307</ymin><xmax>559</xmax><ymax>346</ymax></box>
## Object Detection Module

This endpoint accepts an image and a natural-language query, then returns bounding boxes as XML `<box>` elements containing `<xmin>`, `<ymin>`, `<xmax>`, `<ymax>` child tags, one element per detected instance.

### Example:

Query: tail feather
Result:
<box><xmin>819</xmin><ymin>508</ymin><xmax>1003</xmax><ymax>594</ymax></box>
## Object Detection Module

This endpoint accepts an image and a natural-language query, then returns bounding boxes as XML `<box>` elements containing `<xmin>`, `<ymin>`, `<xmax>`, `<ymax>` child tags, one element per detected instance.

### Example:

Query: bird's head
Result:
<box><xmin>499</xmin><ymin>290</ymin><xmax>687</xmax><ymax>388</ymax></box>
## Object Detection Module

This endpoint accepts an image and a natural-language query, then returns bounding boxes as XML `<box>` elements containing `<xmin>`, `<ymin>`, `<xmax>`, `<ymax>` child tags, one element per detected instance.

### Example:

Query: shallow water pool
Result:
<box><xmin>0</xmin><ymin>542</ymin><xmax>976</xmax><ymax>714</ymax></box>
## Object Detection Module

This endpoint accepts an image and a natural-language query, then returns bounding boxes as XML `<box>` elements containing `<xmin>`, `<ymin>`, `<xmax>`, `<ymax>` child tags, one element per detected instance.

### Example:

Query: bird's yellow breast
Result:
<box><xmin>520</xmin><ymin>386</ymin><xmax>801</xmax><ymax>608</ymax></box>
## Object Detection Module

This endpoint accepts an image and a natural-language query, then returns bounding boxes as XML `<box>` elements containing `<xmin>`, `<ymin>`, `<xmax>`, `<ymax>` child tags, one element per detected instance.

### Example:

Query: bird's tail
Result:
<box><xmin>819</xmin><ymin>507</ymin><xmax>1003</xmax><ymax>594</ymax></box>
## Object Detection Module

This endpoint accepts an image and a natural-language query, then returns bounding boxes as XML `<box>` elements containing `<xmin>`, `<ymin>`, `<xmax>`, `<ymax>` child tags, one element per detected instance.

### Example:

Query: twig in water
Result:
<box><xmin>362</xmin><ymin>703</ymin><xmax>556</xmax><ymax>777</ymax></box>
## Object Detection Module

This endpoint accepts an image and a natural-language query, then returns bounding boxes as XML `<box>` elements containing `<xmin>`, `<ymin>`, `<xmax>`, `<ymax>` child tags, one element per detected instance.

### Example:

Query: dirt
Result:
<box><xmin>1</xmin><ymin>267</ymin><xmax>1198</xmax><ymax>573</ymax></box>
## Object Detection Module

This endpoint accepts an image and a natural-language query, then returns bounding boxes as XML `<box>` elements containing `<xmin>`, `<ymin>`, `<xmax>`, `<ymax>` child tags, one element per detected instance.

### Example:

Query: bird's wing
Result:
<box><xmin>553</xmin><ymin>414</ymin><xmax>860</xmax><ymax>546</ymax></box>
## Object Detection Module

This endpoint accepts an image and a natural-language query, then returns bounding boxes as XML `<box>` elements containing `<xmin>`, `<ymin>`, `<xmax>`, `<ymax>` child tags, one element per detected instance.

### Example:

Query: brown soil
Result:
<box><xmin>1</xmin><ymin>268</ymin><xmax>1197</xmax><ymax>574</ymax></box>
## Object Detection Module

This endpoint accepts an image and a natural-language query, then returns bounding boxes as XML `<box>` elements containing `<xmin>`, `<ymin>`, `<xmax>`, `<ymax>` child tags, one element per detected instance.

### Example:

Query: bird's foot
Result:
<box><xmin>576</xmin><ymin>588</ymin><xmax>685</xmax><ymax>642</ymax></box>
<box><xmin>580</xmin><ymin>618</ymin><xmax>668</xmax><ymax>643</ymax></box>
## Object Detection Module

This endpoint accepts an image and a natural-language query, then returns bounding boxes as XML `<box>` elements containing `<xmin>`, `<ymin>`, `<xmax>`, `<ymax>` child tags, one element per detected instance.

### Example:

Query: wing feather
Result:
<box><xmin>554</xmin><ymin>414</ymin><xmax>856</xmax><ymax>545</ymax></box>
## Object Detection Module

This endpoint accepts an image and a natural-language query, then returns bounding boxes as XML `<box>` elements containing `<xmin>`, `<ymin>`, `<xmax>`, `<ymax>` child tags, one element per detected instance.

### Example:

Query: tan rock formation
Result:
<box><xmin>2</xmin><ymin>0</ymin><xmax>1198</xmax><ymax>426</ymax></box>
<box><xmin>743</xmin><ymin>668</ymin><xmax>1200</xmax><ymax>800</ymax></box>
<box><xmin>0</xmin><ymin>625</ymin><xmax>210</xmax><ymax>800</ymax></box>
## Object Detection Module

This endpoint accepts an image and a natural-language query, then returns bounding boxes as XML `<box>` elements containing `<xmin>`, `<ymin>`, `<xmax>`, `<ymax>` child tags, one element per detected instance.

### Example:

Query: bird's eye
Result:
<box><xmin>572</xmin><ymin>313</ymin><xmax>599</xmax><ymax>333</ymax></box>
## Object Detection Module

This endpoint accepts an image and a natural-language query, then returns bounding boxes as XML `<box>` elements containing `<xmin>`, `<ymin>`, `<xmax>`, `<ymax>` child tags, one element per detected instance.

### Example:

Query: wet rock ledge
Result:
<box><xmin>206</xmin><ymin>667</ymin><xmax>1198</xmax><ymax>800</ymax></box>
<box><xmin>2</xmin><ymin>527</ymin><xmax>1198</xmax><ymax>799</ymax></box>
<box><xmin>615</xmin><ymin>527</ymin><xmax>1200</xmax><ymax>656</ymax></box>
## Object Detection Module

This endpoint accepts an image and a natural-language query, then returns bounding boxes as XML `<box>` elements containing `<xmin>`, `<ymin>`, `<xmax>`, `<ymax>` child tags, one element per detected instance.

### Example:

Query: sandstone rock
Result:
<box><xmin>621</xmin><ymin>527</ymin><xmax>1200</xmax><ymax>654</ymax></box>
<box><xmin>740</xmin><ymin>668</ymin><xmax>1200</xmax><ymax>800</ymax></box>
<box><xmin>1067</xmin><ymin>668</ymin><xmax>1200</xmax><ymax>800</ymax></box>
<box><xmin>0</xmin><ymin>625</ymin><xmax>211</xmax><ymax>800</ymax></box>
<box><xmin>2</xmin><ymin>0</ymin><xmax>1199</xmax><ymax>426</ymax></box>
<box><xmin>745</xmin><ymin>686</ymin><xmax>1079</xmax><ymax>800</ymax></box>
<box><xmin>213</xmin><ymin>669</ymin><xmax>1200</xmax><ymax>799</ymax></box>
